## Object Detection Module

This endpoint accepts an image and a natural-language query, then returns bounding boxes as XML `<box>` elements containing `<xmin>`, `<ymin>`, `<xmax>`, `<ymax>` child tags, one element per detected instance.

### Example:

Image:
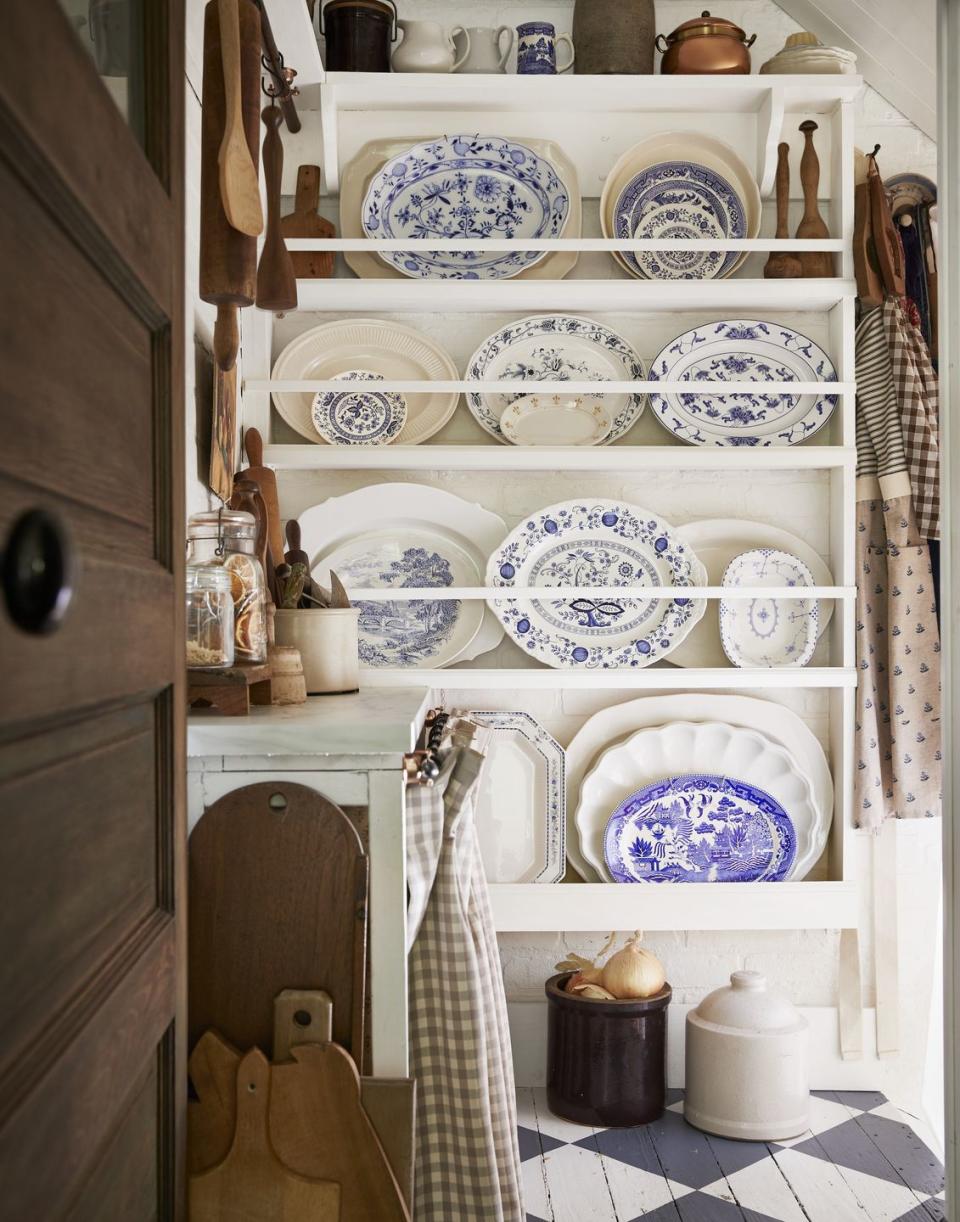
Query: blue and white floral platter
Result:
<box><xmin>720</xmin><ymin>548</ymin><xmax>819</xmax><ymax>668</ymax></box>
<box><xmin>466</xmin><ymin>314</ymin><xmax>646</xmax><ymax>444</ymax></box>
<box><xmin>613</xmin><ymin>161</ymin><xmax>746</xmax><ymax>280</ymax></box>
<box><xmin>603</xmin><ymin>773</ymin><xmax>797</xmax><ymax>883</ymax></box>
<box><xmin>649</xmin><ymin>319</ymin><xmax>838</xmax><ymax>446</ymax></box>
<box><xmin>361</xmin><ymin>135</ymin><xmax>570</xmax><ymax>280</ymax></box>
<box><xmin>486</xmin><ymin>500</ymin><xmax>706</xmax><ymax>669</ymax></box>
<box><xmin>310</xmin><ymin>370</ymin><xmax>407</xmax><ymax>446</ymax></box>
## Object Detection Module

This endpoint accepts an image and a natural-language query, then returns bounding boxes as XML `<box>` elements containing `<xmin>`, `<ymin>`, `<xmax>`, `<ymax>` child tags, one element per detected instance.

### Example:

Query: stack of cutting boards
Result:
<box><xmin>188</xmin><ymin>783</ymin><xmax>413</xmax><ymax>1221</ymax></box>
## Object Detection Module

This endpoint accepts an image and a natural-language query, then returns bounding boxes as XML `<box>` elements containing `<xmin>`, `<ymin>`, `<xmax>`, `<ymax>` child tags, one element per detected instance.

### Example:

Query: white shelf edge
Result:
<box><xmin>263</xmin><ymin>443</ymin><xmax>856</xmax><ymax>471</ymax></box>
<box><xmin>252</xmin><ymin>380</ymin><xmax>852</xmax><ymax>396</ymax></box>
<box><xmin>362</xmin><ymin>667</ymin><xmax>857</xmax><ymax>691</ymax></box>
<box><xmin>343</xmin><ymin>585</ymin><xmax>852</xmax><ymax>600</ymax></box>
<box><xmin>284</xmin><ymin>238</ymin><xmax>847</xmax><ymax>251</ymax></box>
<box><xmin>489</xmin><ymin>880</ymin><xmax>859</xmax><ymax>932</ymax></box>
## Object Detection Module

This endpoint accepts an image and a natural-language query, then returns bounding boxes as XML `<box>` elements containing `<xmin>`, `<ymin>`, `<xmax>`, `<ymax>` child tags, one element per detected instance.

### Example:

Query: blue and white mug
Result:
<box><xmin>516</xmin><ymin>21</ymin><xmax>575</xmax><ymax>74</ymax></box>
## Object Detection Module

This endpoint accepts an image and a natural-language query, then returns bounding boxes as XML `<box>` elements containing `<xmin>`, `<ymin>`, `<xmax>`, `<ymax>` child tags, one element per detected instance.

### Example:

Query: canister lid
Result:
<box><xmin>689</xmin><ymin>970</ymin><xmax>807</xmax><ymax>1035</ymax></box>
<box><xmin>187</xmin><ymin>508</ymin><xmax>256</xmax><ymax>541</ymax></box>
<box><xmin>663</xmin><ymin>11</ymin><xmax>748</xmax><ymax>43</ymax></box>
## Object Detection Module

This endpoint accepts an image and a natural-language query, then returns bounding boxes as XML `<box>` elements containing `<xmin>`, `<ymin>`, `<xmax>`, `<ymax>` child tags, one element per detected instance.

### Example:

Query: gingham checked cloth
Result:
<box><xmin>406</xmin><ymin>726</ymin><xmax>524</xmax><ymax>1221</ymax></box>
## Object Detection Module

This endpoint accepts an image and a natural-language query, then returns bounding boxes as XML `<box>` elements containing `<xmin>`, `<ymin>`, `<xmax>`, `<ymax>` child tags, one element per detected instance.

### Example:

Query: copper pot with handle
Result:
<box><xmin>656</xmin><ymin>11</ymin><xmax>756</xmax><ymax>74</ymax></box>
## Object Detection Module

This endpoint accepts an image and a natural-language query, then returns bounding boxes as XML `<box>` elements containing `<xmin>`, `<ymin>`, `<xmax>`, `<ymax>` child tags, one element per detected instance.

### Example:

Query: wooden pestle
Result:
<box><xmin>764</xmin><ymin>143</ymin><xmax>802</xmax><ymax>279</ymax></box>
<box><xmin>796</xmin><ymin>121</ymin><xmax>834</xmax><ymax>278</ymax></box>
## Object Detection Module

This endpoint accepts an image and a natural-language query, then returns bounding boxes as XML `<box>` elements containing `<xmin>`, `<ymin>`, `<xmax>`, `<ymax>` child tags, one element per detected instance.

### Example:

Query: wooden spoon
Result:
<box><xmin>764</xmin><ymin>143</ymin><xmax>802</xmax><ymax>279</ymax></box>
<box><xmin>217</xmin><ymin>0</ymin><xmax>263</xmax><ymax>236</ymax></box>
<box><xmin>256</xmin><ymin>105</ymin><xmax>298</xmax><ymax>312</ymax></box>
<box><xmin>796</xmin><ymin>121</ymin><xmax>834</xmax><ymax>278</ymax></box>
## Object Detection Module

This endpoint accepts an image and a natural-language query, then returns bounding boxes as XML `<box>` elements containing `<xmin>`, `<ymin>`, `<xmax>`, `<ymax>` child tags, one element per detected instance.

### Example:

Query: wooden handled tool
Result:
<box><xmin>256</xmin><ymin>105</ymin><xmax>298</xmax><ymax>312</ymax></box>
<box><xmin>217</xmin><ymin>0</ymin><xmax>263</xmax><ymax>237</ymax></box>
<box><xmin>764</xmin><ymin>143</ymin><xmax>802</xmax><ymax>279</ymax></box>
<box><xmin>796</xmin><ymin>121</ymin><xmax>834</xmax><ymax>278</ymax></box>
<box><xmin>200</xmin><ymin>0</ymin><xmax>261</xmax><ymax>370</ymax></box>
<box><xmin>240</xmin><ymin>427</ymin><xmax>285</xmax><ymax>569</ymax></box>
<box><xmin>281</xmin><ymin>165</ymin><xmax>335</xmax><ymax>279</ymax></box>
<box><xmin>284</xmin><ymin>519</ymin><xmax>310</xmax><ymax>570</ymax></box>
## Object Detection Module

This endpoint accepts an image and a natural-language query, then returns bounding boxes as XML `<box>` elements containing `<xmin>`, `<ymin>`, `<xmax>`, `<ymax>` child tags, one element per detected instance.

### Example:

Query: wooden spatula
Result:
<box><xmin>240</xmin><ymin>427</ymin><xmax>285</xmax><ymax>568</ymax></box>
<box><xmin>281</xmin><ymin>166</ymin><xmax>335</xmax><ymax>279</ymax></box>
<box><xmin>796</xmin><ymin>121</ymin><xmax>834</xmax><ymax>278</ymax></box>
<box><xmin>257</xmin><ymin>105</ymin><xmax>298</xmax><ymax>311</ymax></box>
<box><xmin>217</xmin><ymin>0</ymin><xmax>263</xmax><ymax>237</ymax></box>
<box><xmin>189</xmin><ymin>1047</ymin><xmax>340</xmax><ymax>1222</ymax></box>
<box><xmin>764</xmin><ymin>143</ymin><xmax>802</xmax><ymax>279</ymax></box>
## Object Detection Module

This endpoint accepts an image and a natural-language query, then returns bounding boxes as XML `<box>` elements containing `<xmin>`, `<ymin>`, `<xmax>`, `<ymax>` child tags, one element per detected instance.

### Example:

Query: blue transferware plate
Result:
<box><xmin>361</xmin><ymin>135</ymin><xmax>570</xmax><ymax>280</ymax></box>
<box><xmin>603</xmin><ymin>773</ymin><xmax>797</xmax><ymax>883</ymax></box>
<box><xmin>311</xmin><ymin>370</ymin><xmax>407</xmax><ymax>446</ymax></box>
<box><xmin>649</xmin><ymin>319</ymin><xmax>839</xmax><ymax>447</ymax></box>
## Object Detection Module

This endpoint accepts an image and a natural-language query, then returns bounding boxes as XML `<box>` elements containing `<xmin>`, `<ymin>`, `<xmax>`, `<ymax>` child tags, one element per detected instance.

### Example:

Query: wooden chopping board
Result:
<box><xmin>238</xmin><ymin>427</ymin><xmax>284</xmax><ymax>568</ymax></box>
<box><xmin>281</xmin><ymin>165</ymin><xmax>335</xmax><ymax>279</ymax></box>
<box><xmin>189</xmin><ymin>1047</ymin><xmax>340</xmax><ymax>1222</ymax></box>
<box><xmin>188</xmin><ymin>782</ymin><xmax>368</xmax><ymax>1063</ymax></box>
<box><xmin>271</xmin><ymin>1043</ymin><xmax>410</xmax><ymax>1222</ymax></box>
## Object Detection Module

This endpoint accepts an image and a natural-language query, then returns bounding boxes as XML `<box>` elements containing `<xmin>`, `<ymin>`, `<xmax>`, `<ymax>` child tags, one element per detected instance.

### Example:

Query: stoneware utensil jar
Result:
<box><xmin>453</xmin><ymin>25</ymin><xmax>514</xmax><ymax>73</ymax></box>
<box><xmin>656</xmin><ymin>11</ymin><xmax>756</xmax><ymax>74</ymax></box>
<box><xmin>573</xmin><ymin>0</ymin><xmax>655</xmax><ymax>74</ymax></box>
<box><xmin>392</xmin><ymin>19</ymin><xmax>470</xmax><ymax>73</ymax></box>
<box><xmin>516</xmin><ymin>22</ymin><xmax>575</xmax><ymax>75</ymax></box>
<box><xmin>320</xmin><ymin>0</ymin><xmax>397</xmax><ymax>72</ymax></box>
<box><xmin>685</xmin><ymin>970</ymin><xmax>809</xmax><ymax>1141</ymax></box>
<box><xmin>545</xmin><ymin>972</ymin><xmax>671</xmax><ymax>1127</ymax></box>
<box><xmin>274</xmin><ymin>608</ymin><xmax>360</xmax><ymax>694</ymax></box>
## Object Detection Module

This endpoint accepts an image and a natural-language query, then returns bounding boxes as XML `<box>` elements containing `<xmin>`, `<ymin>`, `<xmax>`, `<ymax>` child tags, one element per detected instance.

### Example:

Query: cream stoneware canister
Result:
<box><xmin>274</xmin><ymin>609</ymin><xmax>360</xmax><ymax>695</ymax></box>
<box><xmin>684</xmin><ymin>970</ymin><xmax>809</xmax><ymax>1141</ymax></box>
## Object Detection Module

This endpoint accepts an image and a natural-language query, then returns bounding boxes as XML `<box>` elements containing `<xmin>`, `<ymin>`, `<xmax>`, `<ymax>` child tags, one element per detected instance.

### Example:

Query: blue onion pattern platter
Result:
<box><xmin>649</xmin><ymin>319</ymin><xmax>839</xmax><ymax>446</ymax></box>
<box><xmin>614</xmin><ymin>160</ymin><xmax>746</xmax><ymax>279</ymax></box>
<box><xmin>720</xmin><ymin>548</ymin><xmax>819</xmax><ymax>668</ymax></box>
<box><xmin>466</xmin><ymin>314</ymin><xmax>646</xmax><ymax>444</ymax></box>
<box><xmin>361</xmin><ymin>135</ymin><xmax>570</xmax><ymax>280</ymax></box>
<box><xmin>310</xmin><ymin>370</ymin><xmax>407</xmax><ymax>446</ymax></box>
<box><xmin>603</xmin><ymin>774</ymin><xmax>797</xmax><ymax>884</ymax></box>
<box><xmin>485</xmin><ymin>500</ymin><xmax>706</xmax><ymax>669</ymax></box>
<box><xmin>469</xmin><ymin>710</ymin><xmax>565</xmax><ymax>883</ymax></box>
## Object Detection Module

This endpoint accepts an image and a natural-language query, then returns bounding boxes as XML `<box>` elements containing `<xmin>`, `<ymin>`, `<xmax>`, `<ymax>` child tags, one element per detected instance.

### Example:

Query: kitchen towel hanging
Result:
<box><xmin>405</xmin><ymin>718</ymin><xmax>523</xmax><ymax>1222</ymax></box>
<box><xmin>853</xmin><ymin>305</ymin><xmax>941</xmax><ymax>830</ymax></box>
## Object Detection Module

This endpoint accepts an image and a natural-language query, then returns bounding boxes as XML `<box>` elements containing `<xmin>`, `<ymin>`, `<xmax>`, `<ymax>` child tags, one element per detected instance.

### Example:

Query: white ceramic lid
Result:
<box><xmin>691</xmin><ymin>970</ymin><xmax>807</xmax><ymax>1035</ymax></box>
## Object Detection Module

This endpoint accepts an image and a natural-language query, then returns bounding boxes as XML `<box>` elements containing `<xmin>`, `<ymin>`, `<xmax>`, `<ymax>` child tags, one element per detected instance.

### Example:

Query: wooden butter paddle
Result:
<box><xmin>281</xmin><ymin>165</ymin><xmax>335</xmax><ymax>279</ymax></box>
<box><xmin>240</xmin><ymin>427</ymin><xmax>284</xmax><ymax>568</ymax></box>
<box><xmin>217</xmin><ymin>0</ymin><xmax>263</xmax><ymax>236</ymax></box>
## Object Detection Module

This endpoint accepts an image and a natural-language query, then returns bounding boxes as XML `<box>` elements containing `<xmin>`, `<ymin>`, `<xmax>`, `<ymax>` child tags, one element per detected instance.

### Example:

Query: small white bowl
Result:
<box><xmin>720</xmin><ymin>548</ymin><xmax>818</xmax><ymax>669</ymax></box>
<box><xmin>500</xmin><ymin>393</ymin><xmax>612</xmax><ymax>447</ymax></box>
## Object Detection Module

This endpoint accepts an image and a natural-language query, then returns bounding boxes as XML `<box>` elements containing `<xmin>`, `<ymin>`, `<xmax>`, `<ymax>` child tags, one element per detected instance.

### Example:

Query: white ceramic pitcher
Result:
<box><xmin>392</xmin><ymin>19</ymin><xmax>470</xmax><ymax>73</ymax></box>
<box><xmin>452</xmin><ymin>25</ymin><xmax>514</xmax><ymax>73</ymax></box>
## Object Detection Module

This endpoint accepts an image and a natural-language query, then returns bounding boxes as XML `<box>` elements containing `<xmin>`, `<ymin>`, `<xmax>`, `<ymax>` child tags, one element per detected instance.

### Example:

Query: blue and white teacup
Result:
<box><xmin>516</xmin><ymin>21</ymin><xmax>575</xmax><ymax>74</ymax></box>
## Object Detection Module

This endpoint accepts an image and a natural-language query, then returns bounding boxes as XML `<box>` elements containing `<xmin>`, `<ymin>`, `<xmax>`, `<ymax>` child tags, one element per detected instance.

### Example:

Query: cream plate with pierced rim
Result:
<box><xmin>499</xmin><ymin>394</ymin><xmax>612</xmax><ymax>446</ymax></box>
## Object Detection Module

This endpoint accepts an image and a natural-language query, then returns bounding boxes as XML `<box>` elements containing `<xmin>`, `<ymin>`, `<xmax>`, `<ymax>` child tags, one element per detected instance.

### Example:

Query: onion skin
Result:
<box><xmin>569</xmin><ymin>982</ymin><xmax>617</xmax><ymax>1001</ymax></box>
<box><xmin>600</xmin><ymin>934</ymin><xmax>666</xmax><ymax>999</ymax></box>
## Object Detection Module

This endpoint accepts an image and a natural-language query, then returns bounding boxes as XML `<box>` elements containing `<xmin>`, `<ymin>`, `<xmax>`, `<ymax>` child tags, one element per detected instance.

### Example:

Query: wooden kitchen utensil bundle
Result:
<box><xmin>764</xmin><ymin>120</ymin><xmax>834</xmax><ymax>279</ymax></box>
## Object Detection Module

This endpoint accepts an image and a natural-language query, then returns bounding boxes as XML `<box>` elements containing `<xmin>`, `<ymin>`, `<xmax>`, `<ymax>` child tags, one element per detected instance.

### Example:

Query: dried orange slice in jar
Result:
<box><xmin>224</xmin><ymin>553</ymin><xmax>258</xmax><ymax>603</ymax></box>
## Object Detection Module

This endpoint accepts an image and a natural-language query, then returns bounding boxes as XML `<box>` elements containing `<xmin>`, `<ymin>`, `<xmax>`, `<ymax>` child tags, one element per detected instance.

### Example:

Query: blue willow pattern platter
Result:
<box><xmin>486</xmin><ymin>500</ymin><xmax>706</xmax><ymax>669</ymax></box>
<box><xmin>614</xmin><ymin>161</ymin><xmax>746</xmax><ymax>279</ymax></box>
<box><xmin>603</xmin><ymin>774</ymin><xmax>797</xmax><ymax>883</ymax></box>
<box><xmin>649</xmin><ymin>319</ymin><xmax>839</xmax><ymax>447</ymax></box>
<box><xmin>310</xmin><ymin>370</ymin><xmax>407</xmax><ymax>446</ymax></box>
<box><xmin>466</xmin><ymin>314</ymin><xmax>646</xmax><ymax>444</ymax></box>
<box><xmin>361</xmin><ymin>135</ymin><xmax>569</xmax><ymax>280</ymax></box>
<box><xmin>720</xmin><ymin>548</ymin><xmax>819</xmax><ymax>668</ymax></box>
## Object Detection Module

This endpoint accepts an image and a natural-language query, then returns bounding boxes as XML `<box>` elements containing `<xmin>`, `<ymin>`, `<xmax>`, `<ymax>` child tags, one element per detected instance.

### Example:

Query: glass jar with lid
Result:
<box><xmin>186</xmin><ymin>564</ymin><xmax>235</xmax><ymax>669</ymax></box>
<box><xmin>186</xmin><ymin>508</ymin><xmax>268</xmax><ymax>663</ymax></box>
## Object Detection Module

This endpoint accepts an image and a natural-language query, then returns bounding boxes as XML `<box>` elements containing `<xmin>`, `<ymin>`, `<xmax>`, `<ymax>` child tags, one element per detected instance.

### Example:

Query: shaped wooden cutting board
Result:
<box><xmin>281</xmin><ymin>165</ymin><xmax>335</xmax><ymax>279</ymax></box>
<box><xmin>189</xmin><ymin>1048</ymin><xmax>340</xmax><ymax>1222</ymax></box>
<box><xmin>188</xmin><ymin>782</ymin><xmax>367</xmax><ymax>1064</ymax></box>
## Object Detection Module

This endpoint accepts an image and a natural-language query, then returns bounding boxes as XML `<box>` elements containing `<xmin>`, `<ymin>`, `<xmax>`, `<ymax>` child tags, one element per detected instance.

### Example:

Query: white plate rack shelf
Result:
<box><xmin>239</xmin><ymin>49</ymin><xmax>863</xmax><ymax>935</ymax></box>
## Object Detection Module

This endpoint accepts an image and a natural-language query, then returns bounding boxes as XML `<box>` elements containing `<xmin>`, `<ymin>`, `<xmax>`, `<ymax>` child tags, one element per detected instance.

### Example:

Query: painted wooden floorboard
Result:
<box><xmin>765</xmin><ymin>1144</ymin><xmax>875</xmax><ymax>1221</ymax></box>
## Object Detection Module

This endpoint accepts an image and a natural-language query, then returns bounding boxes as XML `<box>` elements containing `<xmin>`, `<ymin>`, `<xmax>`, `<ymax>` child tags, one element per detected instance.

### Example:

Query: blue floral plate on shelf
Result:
<box><xmin>310</xmin><ymin>370</ymin><xmax>407</xmax><ymax>446</ymax></box>
<box><xmin>649</xmin><ymin>319</ymin><xmax>839</xmax><ymax>447</ymax></box>
<box><xmin>720</xmin><ymin>548</ymin><xmax>819</xmax><ymax>668</ymax></box>
<box><xmin>361</xmin><ymin>135</ymin><xmax>570</xmax><ymax>280</ymax></box>
<box><xmin>485</xmin><ymin>499</ymin><xmax>706</xmax><ymax>669</ymax></box>
<box><xmin>603</xmin><ymin>774</ymin><xmax>797</xmax><ymax>884</ymax></box>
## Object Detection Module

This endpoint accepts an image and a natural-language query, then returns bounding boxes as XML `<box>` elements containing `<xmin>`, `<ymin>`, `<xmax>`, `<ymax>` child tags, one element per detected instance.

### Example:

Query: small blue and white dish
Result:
<box><xmin>311</xmin><ymin>370</ymin><xmax>407</xmax><ymax>447</ymax></box>
<box><xmin>719</xmin><ymin>548</ymin><xmax>819</xmax><ymax>668</ymax></box>
<box><xmin>603</xmin><ymin>773</ymin><xmax>797</xmax><ymax>884</ymax></box>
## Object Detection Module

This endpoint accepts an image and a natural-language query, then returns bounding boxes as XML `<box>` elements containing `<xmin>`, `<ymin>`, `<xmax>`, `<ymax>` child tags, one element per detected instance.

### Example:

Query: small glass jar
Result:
<box><xmin>186</xmin><ymin>509</ymin><xmax>268</xmax><ymax>663</ymax></box>
<box><xmin>186</xmin><ymin>564</ymin><xmax>235</xmax><ymax>669</ymax></box>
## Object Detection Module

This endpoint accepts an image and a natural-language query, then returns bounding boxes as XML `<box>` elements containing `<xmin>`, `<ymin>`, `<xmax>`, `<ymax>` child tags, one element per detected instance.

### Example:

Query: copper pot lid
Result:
<box><xmin>661</xmin><ymin>10</ymin><xmax>750</xmax><ymax>43</ymax></box>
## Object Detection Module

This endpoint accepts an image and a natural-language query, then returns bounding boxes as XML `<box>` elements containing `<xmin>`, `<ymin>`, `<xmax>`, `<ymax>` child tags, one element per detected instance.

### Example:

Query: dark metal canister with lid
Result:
<box><xmin>656</xmin><ymin>11</ymin><xmax>756</xmax><ymax>74</ymax></box>
<box><xmin>545</xmin><ymin>972</ymin><xmax>672</xmax><ymax>1127</ymax></box>
<box><xmin>321</xmin><ymin>0</ymin><xmax>397</xmax><ymax>72</ymax></box>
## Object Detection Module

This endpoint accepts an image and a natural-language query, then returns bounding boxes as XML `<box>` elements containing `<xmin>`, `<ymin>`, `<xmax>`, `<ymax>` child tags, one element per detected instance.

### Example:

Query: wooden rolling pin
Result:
<box><xmin>200</xmin><ymin>0</ymin><xmax>261</xmax><ymax>370</ymax></box>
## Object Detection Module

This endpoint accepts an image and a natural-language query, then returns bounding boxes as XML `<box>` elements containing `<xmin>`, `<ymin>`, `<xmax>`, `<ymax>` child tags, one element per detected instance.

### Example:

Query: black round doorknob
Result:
<box><xmin>1</xmin><ymin>510</ymin><xmax>74</xmax><ymax>635</ymax></box>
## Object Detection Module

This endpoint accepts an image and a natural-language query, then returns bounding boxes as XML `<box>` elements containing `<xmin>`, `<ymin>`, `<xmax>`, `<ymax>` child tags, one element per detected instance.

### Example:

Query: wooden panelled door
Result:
<box><xmin>0</xmin><ymin>2</ymin><xmax>185</xmax><ymax>1217</ymax></box>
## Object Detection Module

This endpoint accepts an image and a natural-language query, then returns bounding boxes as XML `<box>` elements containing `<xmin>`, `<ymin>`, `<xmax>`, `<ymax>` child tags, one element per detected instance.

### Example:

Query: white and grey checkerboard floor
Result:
<box><xmin>518</xmin><ymin>1087</ymin><xmax>945</xmax><ymax>1221</ymax></box>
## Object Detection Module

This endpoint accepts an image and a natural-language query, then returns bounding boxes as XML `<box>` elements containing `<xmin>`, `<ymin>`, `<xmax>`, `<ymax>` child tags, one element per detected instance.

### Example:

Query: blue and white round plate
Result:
<box><xmin>720</xmin><ymin>548</ymin><xmax>819</xmax><ymax>668</ymax></box>
<box><xmin>613</xmin><ymin>161</ymin><xmax>746</xmax><ymax>279</ymax></box>
<box><xmin>466</xmin><ymin>314</ymin><xmax>646</xmax><ymax>444</ymax></box>
<box><xmin>361</xmin><ymin>135</ymin><xmax>570</xmax><ymax>280</ymax></box>
<box><xmin>486</xmin><ymin>500</ymin><xmax>706</xmax><ymax>669</ymax></box>
<box><xmin>649</xmin><ymin>319</ymin><xmax>839</xmax><ymax>446</ymax></box>
<box><xmin>311</xmin><ymin>370</ymin><xmax>407</xmax><ymax>446</ymax></box>
<box><xmin>603</xmin><ymin>774</ymin><xmax>797</xmax><ymax>884</ymax></box>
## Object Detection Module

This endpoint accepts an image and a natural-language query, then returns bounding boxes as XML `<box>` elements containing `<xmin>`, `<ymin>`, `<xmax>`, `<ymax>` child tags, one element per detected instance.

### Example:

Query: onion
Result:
<box><xmin>600</xmin><ymin>931</ymin><xmax>666</xmax><ymax>1000</ymax></box>
<box><xmin>569</xmin><ymin>982</ymin><xmax>617</xmax><ymax>1001</ymax></box>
